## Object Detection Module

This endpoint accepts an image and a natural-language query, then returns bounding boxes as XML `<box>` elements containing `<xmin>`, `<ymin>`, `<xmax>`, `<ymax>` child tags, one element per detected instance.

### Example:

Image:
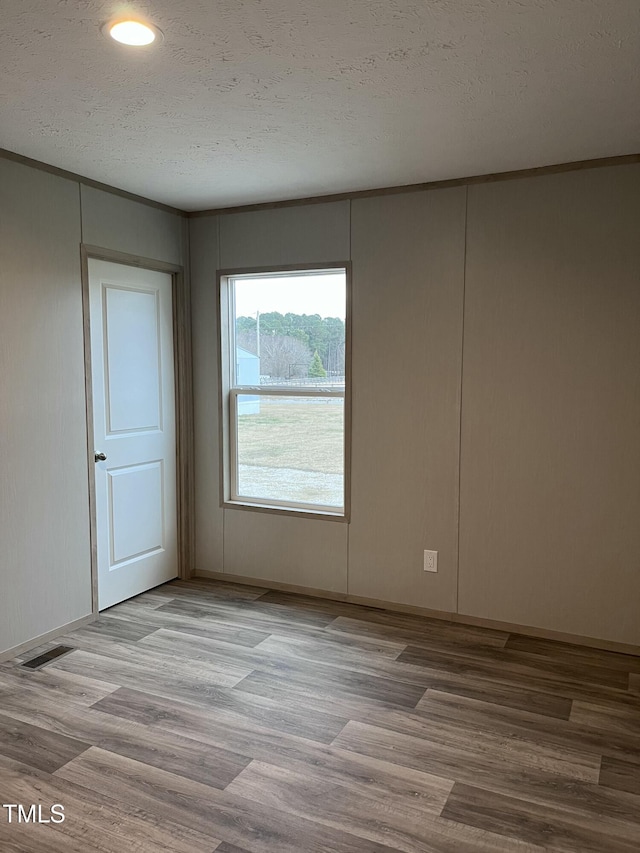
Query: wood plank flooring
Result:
<box><xmin>1</xmin><ymin>579</ymin><xmax>639</xmax><ymax>852</ymax></box>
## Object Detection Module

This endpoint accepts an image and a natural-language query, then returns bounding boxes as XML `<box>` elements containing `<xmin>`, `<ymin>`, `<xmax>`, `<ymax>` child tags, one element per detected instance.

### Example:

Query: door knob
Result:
<box><xmin>94</xmin><ymin>452</ymin><xmax>107</xmax><ymax>462</ymax></box>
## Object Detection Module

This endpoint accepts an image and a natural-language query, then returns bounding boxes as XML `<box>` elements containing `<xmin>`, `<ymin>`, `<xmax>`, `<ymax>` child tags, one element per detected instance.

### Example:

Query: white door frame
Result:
<box><xmin>80</xmin><ymin>244</ymin><xmax>194</xmax><ymax>615</ymax></box>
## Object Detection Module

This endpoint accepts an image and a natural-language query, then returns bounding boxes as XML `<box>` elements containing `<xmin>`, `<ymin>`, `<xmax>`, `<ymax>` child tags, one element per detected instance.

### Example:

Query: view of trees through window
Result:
<box><xmin>235</xmin><ymin>312</ymin><xmax>345</xmax><ymax>379</ymax></box>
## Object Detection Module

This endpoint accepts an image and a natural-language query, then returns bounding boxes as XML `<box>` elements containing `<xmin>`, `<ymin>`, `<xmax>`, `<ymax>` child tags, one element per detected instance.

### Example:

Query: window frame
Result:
<box><xmin>217</xmin><ymin>262</ymin><xmax>352</xmax><ymax>522</ymax></box>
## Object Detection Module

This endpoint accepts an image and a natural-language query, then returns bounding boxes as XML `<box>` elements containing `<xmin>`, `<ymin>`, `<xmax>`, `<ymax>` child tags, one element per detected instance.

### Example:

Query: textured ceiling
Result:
<box><xmin>1</xmin><ymin>0</ymin><xmax>639</xmax><ymax>210</ymax></box>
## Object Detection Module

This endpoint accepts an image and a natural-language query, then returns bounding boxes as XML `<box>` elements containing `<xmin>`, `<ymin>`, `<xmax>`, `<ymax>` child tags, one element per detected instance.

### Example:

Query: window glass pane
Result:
<box><xmin>236</xmin><ymin>395</ymin><xmax>344</xmax><ymax>508</ymax></box>
<box><xmin>233</xmin><ymin>272</ymin><xmax>346</xmax><ymax>385</ymax></box>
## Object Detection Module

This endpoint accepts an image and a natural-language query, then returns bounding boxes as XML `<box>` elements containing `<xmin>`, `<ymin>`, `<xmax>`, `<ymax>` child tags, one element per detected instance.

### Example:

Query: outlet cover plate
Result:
<box><xmin>424</xmin><ymin>550</ymin><xmax>438</xmax><ymax>572</ymax></box>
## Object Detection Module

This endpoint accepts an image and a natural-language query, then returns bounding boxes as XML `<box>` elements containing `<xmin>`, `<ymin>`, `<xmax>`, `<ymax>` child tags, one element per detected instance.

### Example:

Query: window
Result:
<box><xmin>219</xmin><ymin>266</ymin><xmax>349</xmax><ymax>518</ymax></box>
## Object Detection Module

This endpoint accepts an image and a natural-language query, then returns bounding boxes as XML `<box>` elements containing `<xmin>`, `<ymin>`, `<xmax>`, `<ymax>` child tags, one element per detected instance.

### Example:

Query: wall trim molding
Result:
<box><xmin>0</xmin><ymin>147</ymin><xmax>184</xmax><ymax>217</ymax></box>
<box><xmin>3</xmin><ymin>145</ymin><xmax>639</xmax><ymax>221</ymax></box>
<box><xmin>188</xmin><ymin>152</ymin><xmax>640</xmax><ymax>218</ymax></box>
<box><xmin>194</xmin><ymin>570</ymin><xmax>640</xmax><ymax>656</ymax></box>
<box><xmin>0</xmin><ymin>614</ymin><xmax>96</xmax><ymax>664</ymax></box>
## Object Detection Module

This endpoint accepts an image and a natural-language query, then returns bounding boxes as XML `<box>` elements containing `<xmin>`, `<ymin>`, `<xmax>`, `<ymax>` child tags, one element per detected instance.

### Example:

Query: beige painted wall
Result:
<box><xmin>0</xmin><ymin>157</ymin><xmax>186</xmax><ymax>657</ymax></box>
<box><xmin>459</xmin><ymin>166</ymin><xmax>640</xmax><ymax>646</ymax></box>
<box><xmin>80</xmin><ymin>186</ymin><xmax>185</xmax><ymax>266</ymax></box>
<box><xmin>190</xmin><ymin>164</ymin><xmax>640</xmax><ymax>646</ymax></box>
<box><xmin>190</xmin><ymin>215</ymin><xmax>224</xmax><ymax>577</ymax></box>
<box><xmin>218</xmin><ymin>203</ymin><xmax>351</xmax><ymax>269</ymax></box>
<box><xmin>0</xmin><ymin>159</ymin><xmax>90</xmax><ymax>656</ymax></box>
<box><xmin>349</xmin><ymin>189</ymin><xmax>465</xmax><ymax>612</ymax></box>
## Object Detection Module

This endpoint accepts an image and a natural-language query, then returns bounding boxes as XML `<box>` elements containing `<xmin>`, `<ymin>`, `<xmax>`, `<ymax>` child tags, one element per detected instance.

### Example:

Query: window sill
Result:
<box><xmin>222</xmin><ymin>500</ymin><xmax>349</xmax><ymax>523</ymax></box>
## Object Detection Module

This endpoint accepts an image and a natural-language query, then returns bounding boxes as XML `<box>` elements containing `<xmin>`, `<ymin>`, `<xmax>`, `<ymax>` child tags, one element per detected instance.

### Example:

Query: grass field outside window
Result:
<box><xmin>236</xmin><ymin>397</ymin><xmax>344</xmax><ymax>507</ymax></box>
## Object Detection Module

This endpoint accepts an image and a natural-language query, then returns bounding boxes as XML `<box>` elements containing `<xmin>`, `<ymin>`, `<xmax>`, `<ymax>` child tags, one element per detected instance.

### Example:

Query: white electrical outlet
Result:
<box><xmin>423</xmin><ymin>550</ymin><xmax>438</xmax><ymax>572</ymax></box>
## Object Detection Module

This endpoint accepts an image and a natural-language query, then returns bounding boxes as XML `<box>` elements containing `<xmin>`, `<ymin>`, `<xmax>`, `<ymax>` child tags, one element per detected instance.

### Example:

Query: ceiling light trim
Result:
<box><xmin>101</xmin><ymin>18</ymin><xmax>164</xmax><ymax>47</ymax></box>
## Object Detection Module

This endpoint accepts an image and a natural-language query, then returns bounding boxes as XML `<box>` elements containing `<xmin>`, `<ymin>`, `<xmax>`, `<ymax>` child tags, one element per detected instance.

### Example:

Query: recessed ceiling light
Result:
<box><xmin>104</xmin><ymin>19</ymin><xmax>162</xmax><ymax>46</ymax></box>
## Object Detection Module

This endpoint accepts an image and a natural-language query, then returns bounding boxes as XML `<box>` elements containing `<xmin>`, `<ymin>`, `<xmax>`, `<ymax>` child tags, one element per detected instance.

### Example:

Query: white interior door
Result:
<box><xmin>89</xmin><ymin>259</ymin><xmax>178</xmax><ymax>610</ymax></box>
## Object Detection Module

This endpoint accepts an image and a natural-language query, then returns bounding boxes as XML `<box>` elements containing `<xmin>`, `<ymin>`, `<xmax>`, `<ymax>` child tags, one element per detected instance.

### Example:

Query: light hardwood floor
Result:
<box><xmin>1</xmin><ymin>578</ymin><xmax>639</xmax><ymax>852</ymax></box>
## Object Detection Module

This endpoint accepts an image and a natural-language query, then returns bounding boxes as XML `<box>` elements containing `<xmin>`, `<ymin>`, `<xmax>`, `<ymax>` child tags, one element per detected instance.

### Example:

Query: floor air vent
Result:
<box><xmin>21</xmin><ymin>645</ymin><xmax>74</xmax><ymax>670</ymax></box>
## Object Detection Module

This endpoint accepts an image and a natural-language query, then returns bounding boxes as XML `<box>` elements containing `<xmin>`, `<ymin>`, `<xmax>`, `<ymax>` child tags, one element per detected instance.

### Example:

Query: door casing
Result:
<box><xmin>80</xmin><ymin>244</ymin><xmax>194</xmax><ymax>615</ymax></box>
